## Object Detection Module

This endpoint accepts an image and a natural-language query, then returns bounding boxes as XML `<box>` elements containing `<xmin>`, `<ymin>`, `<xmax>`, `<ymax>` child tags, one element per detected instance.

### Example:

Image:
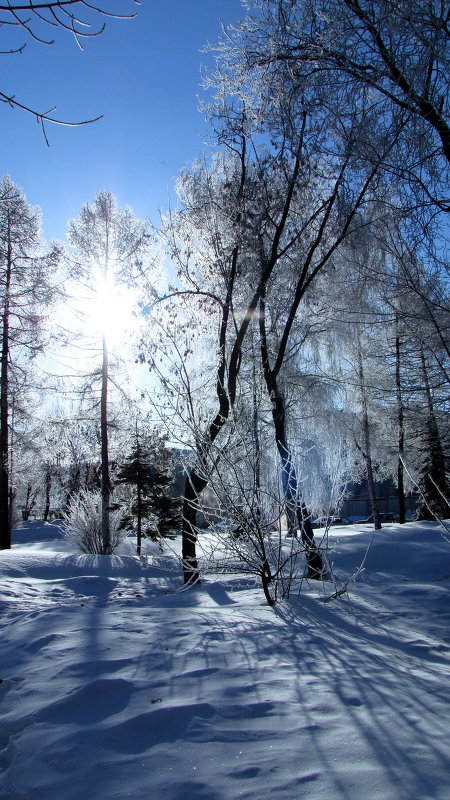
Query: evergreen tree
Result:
<box><xmin>115</xmin><ymin>433</ymin><xmax>181</xmax><ymax>555</ymax></box>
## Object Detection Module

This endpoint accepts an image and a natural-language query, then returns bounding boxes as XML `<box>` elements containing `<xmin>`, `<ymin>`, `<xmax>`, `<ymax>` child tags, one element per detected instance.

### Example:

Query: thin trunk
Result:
<box><xmin>261</xmin><ymin>558</ymin><xmax>274</xmax><ymax>605</ymax></box>
<box><xmin>251</xmin><ymin>355</ymin><xmax>277</xmax><ymax>600</ymax></box>
<box><xmin>136</xmin><ymin>436</ymin><xmax>142</xmax><ymax>557</ymax></box>
<box><xmin>22</xmin><ymin>483</ymin><xmax>36</xmax><ymax>521</ymax></box>
<box><xmin>417</xmin><ymin>347</ymin><xmax>449</xmax><ymax>519</ymax></box>
<box><xmin>358</xmin><ymin>350</ymin><xmax>381</xmax><ymax>530</ymax></box>
<box><xmin>136</xmin><ymin>480</ymin><xmax>142</xmax><ymax>556</ymax></box>
<box><xmin>43</xmin><ymin>468</ymin><xmax>51</xmax><ymax>522</ymax></box>
<box><xmin>395</xmin><ymin>322</ymin><xmax>406</xmax><ymax>523</ymax></box>
<box><xmin>272</xmin><ymin>392</ymin><xmax>323</xmax><ymax>578</ymax></box>
<box><xmin>252</xmin><ymin>344</ymin><xmax>262</xmax><ymax>523</ymax></box>
<box><xmin>99</xmin><ymin>213</ymin><xmax>113</xmax><ymax>555</ymax></box>
<box><xmin>0</xmin><ymin>241</ymin><xmax>12</xmax><ymax>549</ymax></box>
<box><xmin>259</xmin><ymin>291</ymin><xmax>322</xmax><ymax>578</ymax></box>
<box><xmin>100</xmin><ymin>332</ymin><xmax>111</xmax><ymax>553</ymax></box>
<box><xmin>180</xmin><ymin>239</ymin><xmax>238</xmax><ymax>584</ymax></box>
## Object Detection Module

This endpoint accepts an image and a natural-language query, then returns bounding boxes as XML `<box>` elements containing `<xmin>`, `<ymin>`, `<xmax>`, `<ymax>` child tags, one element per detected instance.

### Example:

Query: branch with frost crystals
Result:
<box><xmin>321</xmin><ymin>539</ymin><xmax>373</xmax><ymax>603</ymax></box>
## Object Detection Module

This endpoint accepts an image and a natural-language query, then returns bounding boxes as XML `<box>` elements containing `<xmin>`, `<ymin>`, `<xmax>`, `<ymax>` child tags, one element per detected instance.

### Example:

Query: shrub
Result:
<box><xmin>62</xmin><ymin>489</ymin><xmax>128</xmax><ymax>555</ymax></box>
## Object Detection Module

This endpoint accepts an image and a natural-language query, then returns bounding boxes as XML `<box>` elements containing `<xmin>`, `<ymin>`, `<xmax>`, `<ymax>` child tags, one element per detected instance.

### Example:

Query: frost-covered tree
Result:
<box><xmin>147</xmin><ymin>147</ymin><xmax>248</xmax><ymax>582</ymax></box>
<box><xmin>375</xmin><ymin>223</ymin><xmax>450</xmax><ymax>519</ymax></box>
<box><xmin>0</xmin><ymin>176</ymin><xmax>59</xmax><ymax>548</ymax></box>
<box><xmin>151</xmin><ymin>122</ymin><xmax>349</xmax><ymax>581</ymax></box>
<box><xmin>214</xmin><ymin>0</ymin><xmax>450</xmax><ymax>215</ymax></box>
<box><xmin>68</xmin><ymin>191</ymin><xmax>152</xmax><ymax>554</ymax></box>
<box><xmin>203</xmin><ymin>7</ymin><xmax>403</xmax><ymax>572</ymax></box>
<box><xmin>391</xmin><ymin>322</ymin><xmax>450</xmax><ymax>520</ymax></box>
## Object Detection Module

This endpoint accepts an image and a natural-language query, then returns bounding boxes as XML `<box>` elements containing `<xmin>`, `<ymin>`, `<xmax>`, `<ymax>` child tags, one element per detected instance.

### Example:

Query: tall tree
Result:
<box><xmin>153</xmin><ymin>142</ymin><xmax>269</xmax><ymax>584</ymax></box>
<box><xmin>0</xmin><ymin>175</ymin><xmax>59</xmax><ymax>548</ymax></box>
<box><xmin>68</xmin><ymin>191</ymin><xmax>151</xmax><ymax>554</ymax></box>
<box><xmin>204</xmin><ymin>4</ymin><xmax>403</xmax><ymax>571</ymax></box>
<box><xmin>151</xmin><ymin>135</ymin><xmax>328</xmax><ymax>584</ymax></box>
<box><xmin>154</xmin><ymin>118</ymin><xmax>387</xmax><ymax>580</ymax></box>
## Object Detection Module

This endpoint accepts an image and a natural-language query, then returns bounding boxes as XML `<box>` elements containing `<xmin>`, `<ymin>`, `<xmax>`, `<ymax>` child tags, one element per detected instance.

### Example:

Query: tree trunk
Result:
<box><xmin>182</xmin><ymin>470</ymin><xmax>208</xmax><ymax>584</ymax></box>
<box><xmin>261</xmin><ymin>559</ymin><xmax>275</xmax><ymax>605</ymax></box>
<box><xmin>251</xmin><ymin>351</ymin><xmax>262</xmax><ymax>524</ymax></box>
<box><xmin>22</xmin><ymin>483</ymin><xmax>37</xmax><ymax>521</ymax></box>
<box><xmin>100</xmin><ymin>332</ymin><xmax>112</xmax><ymax>553</ymax></box>
<box><xmin>0</xmin><ymin>244</ymin><xmax>12</xmax><ymax>549</ymax></box>
<box><xmin>43</xmin><ymin>466</ymin><xmax>52</xmax><ymax>522</ymax></box>
<box><xmin>364</xmin><ymin>444</ymin><xmax>381</xmax><ymax>530</ymax></box>
<box><xmin>395</xmin><ymin>324</ymin><xmax>406</xmax><ymax>523</ymax></box>
<box><xmin>271</xmin><ymin>387</ymin><xmax>323</xmax><ymax>578</ymax></box>
<box><xmin>136</xmin><ymin>466</ymin><xmax>142</xmax><ymax>558</ymax></box>
<box><xmin>358</xmin><ymin>350</ymin><xmax>381</xmax><ymax>530</ymax></box>
<box><xmin>417</xmin><ymin>348</ymin><xmax>450</xmax><ymax>519</ymax></box>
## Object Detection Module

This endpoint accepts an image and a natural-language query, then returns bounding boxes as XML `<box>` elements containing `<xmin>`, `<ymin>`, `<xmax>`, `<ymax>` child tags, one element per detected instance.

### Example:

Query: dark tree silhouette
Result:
<box><xmin>116</xmin><ymin>434</ymin><xmax>181</xmax><ymax>556</ymax></box>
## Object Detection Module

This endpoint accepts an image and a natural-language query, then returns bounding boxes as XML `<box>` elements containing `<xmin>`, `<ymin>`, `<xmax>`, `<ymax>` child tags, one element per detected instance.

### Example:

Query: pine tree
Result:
<box><xmin>115</xmin><ymin>434</ymin><xmax>181</xmax><ymax>555</ymax></box>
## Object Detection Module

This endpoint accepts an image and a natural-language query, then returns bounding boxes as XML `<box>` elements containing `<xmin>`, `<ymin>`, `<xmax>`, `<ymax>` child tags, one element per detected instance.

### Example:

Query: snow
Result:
<box><xmin>1</xmin><ymin>520</ymin><xmax>449</xmax><ymax>800</ymax></box>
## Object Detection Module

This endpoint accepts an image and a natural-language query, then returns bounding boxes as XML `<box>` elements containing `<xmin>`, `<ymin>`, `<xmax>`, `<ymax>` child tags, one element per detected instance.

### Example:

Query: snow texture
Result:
<box><xmin>0</xmin><ymin>519</ymin><xmax>449</xmax><ymax>800</ymax></box>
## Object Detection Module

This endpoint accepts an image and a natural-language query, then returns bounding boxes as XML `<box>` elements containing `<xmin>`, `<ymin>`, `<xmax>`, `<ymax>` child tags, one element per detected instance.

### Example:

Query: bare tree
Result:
<box><xmin>149</xmin><ymin>129</ymin><xmax>332</xmax><ymax>584</ymax></box>
<box><xmin>205</xmin><ymin>9</ymin><xmax>406</xmax><ymax>570</ymax></box>
<box><xmin>0</xmin><ymin>0</ymin><xmax>137</xmax><ymax>142</ymax></box>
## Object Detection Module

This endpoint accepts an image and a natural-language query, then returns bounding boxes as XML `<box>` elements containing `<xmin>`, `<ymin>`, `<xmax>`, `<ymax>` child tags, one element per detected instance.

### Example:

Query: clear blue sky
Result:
<box><xmin>2</xmin><ymin>0</ymin><xmax>245</xmax><ymax>241</ymax></box>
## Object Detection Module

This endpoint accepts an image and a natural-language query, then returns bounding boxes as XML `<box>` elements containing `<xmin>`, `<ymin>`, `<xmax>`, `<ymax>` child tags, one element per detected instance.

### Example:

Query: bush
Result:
<box><xmin>62</xmin><ymin>490</ymin><xmax>128</xmax><ymax>555</ymax></box>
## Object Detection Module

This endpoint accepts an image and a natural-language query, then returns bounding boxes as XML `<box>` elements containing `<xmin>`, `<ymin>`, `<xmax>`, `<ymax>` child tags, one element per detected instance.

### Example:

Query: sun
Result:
<box><xmin>78</xmin><ymin>270</ymin><xmax>140</xmax><ymax>355</ymax></box>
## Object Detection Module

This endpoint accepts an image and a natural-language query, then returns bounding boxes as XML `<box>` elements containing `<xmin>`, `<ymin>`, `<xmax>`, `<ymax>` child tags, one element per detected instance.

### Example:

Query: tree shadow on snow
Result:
<box><xmin>270</xmin><ymin>594</ymin><xmax>450</xmax><ymax>800</ymax></box>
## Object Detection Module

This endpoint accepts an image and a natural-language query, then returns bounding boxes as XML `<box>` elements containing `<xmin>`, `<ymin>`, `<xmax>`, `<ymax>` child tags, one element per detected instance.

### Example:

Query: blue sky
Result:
<box><xmin>2</xmin><ymin>0</ymin><xmax>245</xmax><ymax>241</ymax></box>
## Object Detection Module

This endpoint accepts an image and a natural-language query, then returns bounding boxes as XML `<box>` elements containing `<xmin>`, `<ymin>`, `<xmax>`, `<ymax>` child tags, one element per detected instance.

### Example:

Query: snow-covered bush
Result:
<box><xmin>62</xmin><ymin>490</ymin><xmax>128</xmax><ymax>555</ymax></box>
<box><xmin>190</xmin><ymin>431</ymin><xmax>317</xmax><ymax>605</ymax></box>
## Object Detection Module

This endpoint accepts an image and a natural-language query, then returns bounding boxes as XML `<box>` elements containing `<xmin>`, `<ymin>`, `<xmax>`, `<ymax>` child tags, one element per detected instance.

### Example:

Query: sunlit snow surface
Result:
<box><xmin>1</xmin><ymin>520</ymin><xmax>449</xmax><ymax>800</ymax></box>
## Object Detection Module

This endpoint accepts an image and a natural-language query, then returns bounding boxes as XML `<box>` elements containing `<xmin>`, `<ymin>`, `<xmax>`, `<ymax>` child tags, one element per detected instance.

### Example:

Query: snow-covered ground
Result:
<box><xmin>1</xmin><ymin>519</ymin><xmax>449</xmax><ymax>800</ymax></box>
